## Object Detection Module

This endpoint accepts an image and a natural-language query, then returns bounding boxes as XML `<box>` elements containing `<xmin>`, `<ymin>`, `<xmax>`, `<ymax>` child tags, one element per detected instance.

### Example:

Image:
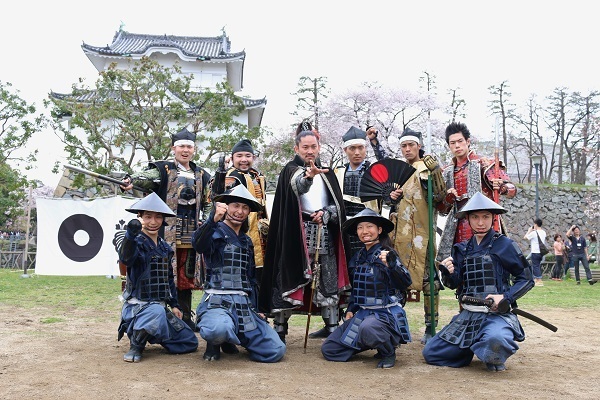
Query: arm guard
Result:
<box><xmin>385</xmin><ymin>249</ymin><xmax>413</xmax><ymax>290</ymax></box>
<box><xmin>210</xmin><ymin>155</ymin><xmax>227</xmax><ymax>197</ymax></box>
<box><xmin>503</xmin><ymin>242</ymin><xmax>535</xmax><ymax>304</ymax></box>
<box><xmin>422</xmin><ymin>155</ymin><xmax>447</xmax><ymax>203</ymax></box>
<box><xmin>369</xmin><ymin>135</ymin><xmax>388</xmax><ymax>161</ymax></box>
<box><xmin>482</xmin><ymin>159</ymin><xmax>517</xmax><ymax>198</ymax></box>
<box><xmin>294</xmin><ymin>170</ymin><xmax>313</xmax><ymax>195</ymax></box>
<box><xmin>119</xmin><ymin>219</ymin><xmax>142</xmax><ymax>263</ymax></box>
<box><xmin>191</xmin><ymin>209</ymin><xmax>218</xmax><ymax>254</ymax></box>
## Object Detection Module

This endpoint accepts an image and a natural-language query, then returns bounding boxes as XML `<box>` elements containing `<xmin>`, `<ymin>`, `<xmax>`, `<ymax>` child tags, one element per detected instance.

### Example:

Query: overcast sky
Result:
<box><xmin>2</xmin><ymin>0</ymin><xmax>598</xmax><ymax>186</ymax></box>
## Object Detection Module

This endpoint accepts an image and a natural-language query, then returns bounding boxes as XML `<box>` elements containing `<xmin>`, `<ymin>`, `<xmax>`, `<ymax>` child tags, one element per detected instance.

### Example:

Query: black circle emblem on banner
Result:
<box><xmin>57</xmin><ymin>214</ymin><xmax>104</xmax><ymax>262</ymax></box>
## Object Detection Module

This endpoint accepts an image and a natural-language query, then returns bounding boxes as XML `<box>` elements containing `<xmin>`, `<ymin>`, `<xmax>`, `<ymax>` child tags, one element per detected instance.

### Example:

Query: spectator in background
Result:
<box><xmin>563</xmin><ymin>236</ymin><xmax>573</xmax><ymax>279</ymax></box>
<box><xmin>551</xmin><ymin>234</ymin><xmax>566</xmax><ymax>281</ymax></box>
<box><xmin>566</xmin><ymin>225</ymin><xmax>596</xmax><ymax>285</ymax></box>
<box><xmin>587</xmin><ymin>233</ymin><xmax>597</xmax><ymax>264</ymax></box>
<box><xmin>524</xmin><ymin>218</ymin><xmax>547</xmax><ymax>287</ymax></box>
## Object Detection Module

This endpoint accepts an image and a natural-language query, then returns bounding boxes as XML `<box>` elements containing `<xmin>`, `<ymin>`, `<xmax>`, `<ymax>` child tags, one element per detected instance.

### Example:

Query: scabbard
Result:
<box><xmin>512</xmin><ymin>308</ymin><xmax>558</xmax><ymax>332</ymax></box>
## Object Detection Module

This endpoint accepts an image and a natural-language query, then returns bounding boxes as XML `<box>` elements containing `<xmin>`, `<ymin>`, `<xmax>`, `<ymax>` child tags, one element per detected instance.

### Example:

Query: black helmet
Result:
<box><xmin>455</xmin><ymin>192</ymin><xmax>507</xmax><ymax>219</ymax></box>
<box><xmin>342</xmin><ymin>208</ymin><xmax>394</xmax><ymax>236</ymax></box>
<box><xmin>213</xmin><ymin>185</ymin><xmax>263</xmax><ymax>212</ymax></box>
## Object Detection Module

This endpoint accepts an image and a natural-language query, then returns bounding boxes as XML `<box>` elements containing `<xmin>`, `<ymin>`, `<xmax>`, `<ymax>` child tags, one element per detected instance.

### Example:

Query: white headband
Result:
<box><xmin>399</xmin><ymin>135</ymin><xmax>420</xmax><ymax>145</ymax></box>
<box><xmin>173</xmin><ymin>139</ymin><xmax>195</xmax><ymax>147</ymax></box>
<box><xmin>342</xmin><ymin>138</ymin><xmax>367</xmax><ymax>149</ymax></box>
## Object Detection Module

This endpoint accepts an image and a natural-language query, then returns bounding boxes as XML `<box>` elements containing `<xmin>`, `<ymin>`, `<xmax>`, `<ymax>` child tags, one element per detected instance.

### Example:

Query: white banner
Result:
<box><xmin>36</xmin><ymin>196</ymin><xmax>138</xmax><ymax>276</ymax></box>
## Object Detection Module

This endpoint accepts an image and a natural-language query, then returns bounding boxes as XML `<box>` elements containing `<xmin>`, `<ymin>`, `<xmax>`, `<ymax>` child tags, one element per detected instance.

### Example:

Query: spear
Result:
<box><xmin>64</xmin><ymin>164</ymin><xmax>151</xmax><ymax>194</ymax></box>
<box><xmin>426</xmin><ymin>121</ymin><xmax>436</xmax><ymax>340</ymax></box>
<box><xmin>492</xmin><ymin>118</ymin><xmax>501</xmax><ymax>232</ymax></box>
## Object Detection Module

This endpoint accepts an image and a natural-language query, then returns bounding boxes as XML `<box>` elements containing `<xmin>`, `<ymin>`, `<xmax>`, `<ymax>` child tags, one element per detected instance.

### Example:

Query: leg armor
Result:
<box><xmin>322</xmin><ymin>305</ymin><xmax>340</xmax><ymax>333</ymax></box>
<box><xmin>422</xmin><ymin>283</ymin><xmax>440</xmax><ymax>345</ymax></box>
<box><xmin>177</xmin><ymin>288</ymin><xmax>195</xmax><ymax>330</ymax></box>
<box><xmin>273</xmin><ymin>310</ymin><xmax>292</xmax><ymax>343</ymax></box>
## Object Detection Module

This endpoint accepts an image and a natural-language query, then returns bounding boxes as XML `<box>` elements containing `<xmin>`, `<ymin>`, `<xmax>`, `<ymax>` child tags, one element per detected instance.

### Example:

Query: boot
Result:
<box><xmin>486</xmin><ymin>362</ymin><xmax>507</xmax><ymax>372</ymax></box>
<box><xmin>310</xmin><ymin>307</ymin><xmax>339</xmax><ymax>338</ymax></box>
<box><xmin>203</xmin><ymin>343</ymin><xmax>221</xmax><ymax>361</ymax></box>
<box><xmin>123</xmin><ymin>330</ymin><xmax>148</xmax><ymax>363</ymax></box>
<box><xmin>376</xmin><ymin>354</ymin><xmax>396</xmax><ymax>369</ymax></box>
<box><xmin>308</xmin><ymin>326</ymin><xmax>331</xmax><ymax>339</ymax></box>
<box><xmin>221</xmin><ymin>342</ymin><xmax>240</xmax><ymax>354</ymax></box>
<box><xmin>420</xmin><ymin>330</ymin><xmax>433</xmax><ymax>345</ymax></box>
<box><xmin>277</xmin><ymin>332</ymin><xmax>286</xmax><ymax>344</ymax></box>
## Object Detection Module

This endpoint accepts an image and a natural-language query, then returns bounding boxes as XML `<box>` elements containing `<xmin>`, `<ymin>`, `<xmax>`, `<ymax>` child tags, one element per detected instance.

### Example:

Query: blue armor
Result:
<box><xmin>423</xmin><ymin>229</ymin><xmax>534</xmax><ymax>369</ymax></box>
<box><xmin>193</xmin><ymin>212</ymin><xmax>286</xmax><ymax>362</ymax></box>
<box><xmin>322</xmin><ymin>244</ymin><xmax>412</xmax><ymax>363</ymax></box>
<box><xmin>206</xmin><ymin>243</ymin><xmax>253</xmax><ymax>292</ymax></box>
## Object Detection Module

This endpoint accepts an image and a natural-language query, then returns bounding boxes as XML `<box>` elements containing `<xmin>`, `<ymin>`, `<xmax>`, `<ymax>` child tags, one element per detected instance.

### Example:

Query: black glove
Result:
<box><xmin>127</xmin><ymin>219</ymin><xmax>142</xmax><ymax>236</ymax></box>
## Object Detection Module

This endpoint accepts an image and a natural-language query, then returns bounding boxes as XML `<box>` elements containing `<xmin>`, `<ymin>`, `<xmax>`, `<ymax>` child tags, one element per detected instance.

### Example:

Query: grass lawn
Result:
<box><xmin>2</xmin><ymin>268</ymin><xmax>598</xmax><ymax>333</ymax></box>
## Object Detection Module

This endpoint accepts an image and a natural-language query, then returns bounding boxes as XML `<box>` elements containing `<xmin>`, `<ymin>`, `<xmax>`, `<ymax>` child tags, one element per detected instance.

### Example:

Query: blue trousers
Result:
<box><xmin>571</xmin><ymin>254</ymin><xmax>593</xmax><ymax>282</ymax></box>
<box><xmin>197</xmin><ymin>306</ymin><xmax>286</xmax><ymax>363</ymax></box>
<box><xmin>422</xmin><ymin>314</ymin><xmax>519</xmax><ymax>368</ymax></box>
<box><xmin>531</xmin><ymin>252</ymin><xmax>543</xmax><ymax>279</ymax></box>
<box><xmin>321</xmin><ymin>314</ymin><xmax>399</xmax><ymax>361</ymax></box>
<box><xmin>122</xmin><ymin>302</ymin><xmax>198</xmax><ymax>354</ymax></box>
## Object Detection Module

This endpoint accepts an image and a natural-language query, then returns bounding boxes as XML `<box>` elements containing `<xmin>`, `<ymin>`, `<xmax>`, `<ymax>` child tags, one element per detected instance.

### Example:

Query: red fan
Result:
<box><xmin>360</xmin><ymin>159</ymin><xmax>416</xmax><ymax>202</ymax></box>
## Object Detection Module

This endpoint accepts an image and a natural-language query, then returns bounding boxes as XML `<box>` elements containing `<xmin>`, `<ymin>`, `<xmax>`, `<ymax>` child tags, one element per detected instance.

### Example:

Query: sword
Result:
<box><xmin>460</xmin><ymin>295</ymin><xmax>558</xmax><ymax>332</ymax></box>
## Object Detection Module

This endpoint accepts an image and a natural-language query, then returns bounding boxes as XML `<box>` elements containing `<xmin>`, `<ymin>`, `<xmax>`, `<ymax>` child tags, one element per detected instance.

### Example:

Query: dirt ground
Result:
<box><xmin>1</xmin><ymin>302</ymin><xmax>598</xmax><ymax>400</ymax></box>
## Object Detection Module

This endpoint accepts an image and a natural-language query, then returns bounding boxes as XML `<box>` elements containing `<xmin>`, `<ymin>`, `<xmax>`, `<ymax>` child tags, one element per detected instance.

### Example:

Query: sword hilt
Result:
<box><xmin>460</xmin><ymin>295</ymin><xmax>511</xmax><ymax>313</ymax></box>
<box><xmin>460</xmin><ymin>295</ymin><xmax>494</xmax><ymax>308</ymax></box>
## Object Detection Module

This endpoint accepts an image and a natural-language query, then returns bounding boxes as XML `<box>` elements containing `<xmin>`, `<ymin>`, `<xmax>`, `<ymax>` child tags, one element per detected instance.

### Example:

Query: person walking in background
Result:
<box><xmin>563</xmin><ymin>235</ymin><xmax>574</xmax><ymax>279</ymax></box>
<box><xmin>524</xmin><ymin>218</ymin><xmax>547</xmax><ymax>287</ymax></box>
<box><xmin>566</xmin><ymin>225</ymin><xmax>596</xmax><ymax>285</ymax></box>
<box><xmin>551</xmin><ymin>234</ymin><xmax>566</xmax><ymax>281</ymax></box>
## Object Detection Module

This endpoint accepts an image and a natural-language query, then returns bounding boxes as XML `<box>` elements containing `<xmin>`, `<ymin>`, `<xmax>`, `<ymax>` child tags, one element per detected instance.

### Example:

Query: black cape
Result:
<box><xmin>259</xmin><ymin>155</ymin><xmax>348</xmax><ymax>313</ymax></box>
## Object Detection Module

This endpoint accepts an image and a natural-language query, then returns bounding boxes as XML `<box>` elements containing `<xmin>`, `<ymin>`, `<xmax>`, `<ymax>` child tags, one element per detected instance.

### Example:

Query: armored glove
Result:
<box><xmin>127</xmin><ymin>219</ymin><xmax>142</xmax><ymax>236</ymax></box>
<box><xmin>422</xmin><ymin>155</ymin><xmax>446</xmax><ymax>203</ymax></box>
<box><xmin>258</xmin><ymin>218</ymin><xmax>270</xmax><ymax>236</ymax></box>
<box><xmin>422</xmin><ymin>154</ymin><xmax>438</xmax><ymax>171</ymax></box>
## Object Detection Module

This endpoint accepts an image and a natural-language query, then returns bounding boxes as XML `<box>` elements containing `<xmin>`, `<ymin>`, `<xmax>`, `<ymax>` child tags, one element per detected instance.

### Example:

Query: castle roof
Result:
<box><xmin>82</xmin><ymin>30</ymin><xmax>245</xmax><ymax>63</ymax></box>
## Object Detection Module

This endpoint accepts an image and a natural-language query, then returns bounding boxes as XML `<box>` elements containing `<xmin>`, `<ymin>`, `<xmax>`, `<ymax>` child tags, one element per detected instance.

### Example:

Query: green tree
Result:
<box><xmin>291</xmin><ymin>76</ymin><xmax>329</xmax><ymax>131</ymax></box>
<box><xmin>0</xmin><ymin>81</ymin><xmax>44</xmax><ymax>166</ymax></box>
<box><xmin>0</xmin><ymin>162</ymin><xmax>26</xmax><ymax>228</ymax></box>
<box><xmin>0</xmin><ymin>81</ymin><xmax>44</xmax><ymax>227</ymax></box>
<box><xmin>48</xmin><ymin>56</ymin><xmax>258</xmax><ymax>175</ymax></box>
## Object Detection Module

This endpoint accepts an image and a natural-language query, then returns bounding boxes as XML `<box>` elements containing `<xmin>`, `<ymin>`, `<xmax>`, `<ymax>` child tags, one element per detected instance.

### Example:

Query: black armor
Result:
<box><xmin>175</xmin><ymin>172</ymin><xmax>198</xmax><ymax>249</ymax></box>
<box><xmin>343</xmin><ymin>168</ymin><xmax>367</xmax><ymax>255</ymax></box>
<box><xmin>304</xmin><ymin>221</ymin><xmax>331</xmax><ymax>254</ymax></box>
<box><xmin>133</xmin><ymin>254</ymin><xmax>172</xmax><ymax>302</ymax></box>
<box><xmin>461</xmin><ymin>255</ymin><xmax>499</xmax><ymax>298</ymax></box>
<box><xmin>351</xmin><ymin>253</ymin><xmax>397</xmax><ymax>307</ymax></box>
<box><xmin>206</xmin><ymin>243</ymin><xmax>253</xmax><ymax>292</ymax></box>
